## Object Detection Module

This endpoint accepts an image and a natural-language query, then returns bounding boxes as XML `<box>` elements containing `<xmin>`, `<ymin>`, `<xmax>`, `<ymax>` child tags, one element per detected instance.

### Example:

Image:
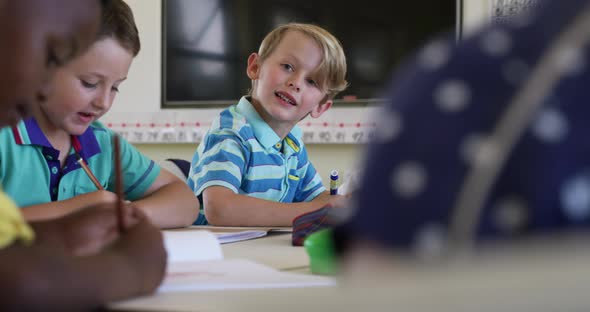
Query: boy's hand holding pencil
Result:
<box><xmin>50</xmin><ymin>134</ymin><xmax>138</xmax><ymax>256</ymax></box>
<box><xmin>52</xmin><ymin>195</ymin><xmax>167</xmax><ymax>292</ymax></box>
<box><xmin>54</xmin><ymin>201</ymin><xmax>143</xmax><ymax>256</ymax></box>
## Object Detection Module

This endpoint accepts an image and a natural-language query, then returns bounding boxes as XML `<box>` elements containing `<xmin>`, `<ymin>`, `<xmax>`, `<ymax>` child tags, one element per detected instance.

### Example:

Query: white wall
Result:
<box><xmin>111</xmin><ymin>0</ymin><xmax>162</xmax><ymax>113</ymax></box>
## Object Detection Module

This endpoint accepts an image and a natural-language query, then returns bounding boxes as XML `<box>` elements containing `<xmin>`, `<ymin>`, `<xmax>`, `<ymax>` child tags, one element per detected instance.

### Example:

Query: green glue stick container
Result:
<box><xmin>304</xmin><ymin>228</ymin><xmax>338</xmax><ymax>275</ymax></box>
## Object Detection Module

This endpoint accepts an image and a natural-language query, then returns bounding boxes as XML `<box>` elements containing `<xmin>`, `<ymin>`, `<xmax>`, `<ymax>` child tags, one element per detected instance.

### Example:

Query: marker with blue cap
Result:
<box><xmin>330</xmin><ymin>170</ymin><xmax>339</xmax><ymax>195</ymax></box>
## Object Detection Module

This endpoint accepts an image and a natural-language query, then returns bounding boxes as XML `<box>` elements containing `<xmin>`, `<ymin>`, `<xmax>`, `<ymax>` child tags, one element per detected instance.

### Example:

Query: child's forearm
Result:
<box><xmin>21</xmin><ymin>191</ymin><xmax>117</xmax><ymax>222</ymax></box>
<box><xmin>202</xmin><ymin>186</ymin><xmax>329</xmax><ymax>226</ymax></box>
<box><xmin>311</xmin><ymin>191</ymin><xmax>333</xmax><ymax>206</ymax></box>
<box><xmin>133</xmin><ymin>181</ymin><xmax>199</xmax><ymax>229</ymax></box>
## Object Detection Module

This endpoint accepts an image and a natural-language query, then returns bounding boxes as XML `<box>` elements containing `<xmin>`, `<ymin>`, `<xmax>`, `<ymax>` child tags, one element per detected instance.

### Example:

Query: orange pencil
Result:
<box><xmin>75</xmin><ymin>154</ymin><xmax>104</xmax><ymax>190</ymax></box>
<box><xmin>113</xmin><ymin>134</ymin><xmax>125</xmax><ymax>233</ymax></box>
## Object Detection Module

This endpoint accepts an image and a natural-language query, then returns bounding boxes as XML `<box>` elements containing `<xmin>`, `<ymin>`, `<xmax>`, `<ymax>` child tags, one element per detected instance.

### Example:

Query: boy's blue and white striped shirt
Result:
<box><xmin>188</xmin><ymin>96</ymin><xmax>325</xmax><ymax>224</ymax></box>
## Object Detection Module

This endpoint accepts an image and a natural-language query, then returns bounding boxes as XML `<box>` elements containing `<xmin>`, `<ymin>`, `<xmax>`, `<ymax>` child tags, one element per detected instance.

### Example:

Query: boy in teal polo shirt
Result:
<box><xmin>188</xmin><ymin>23</ymin><xmax>349</xmax><ymax>226</ymax></box>
<box><xmin>0</xmin><ymin>118</ymin><xmax>157</xmax><ymax>207</ymax></box>
<box><xmin>0</xmin><ymin>0</ymin><xmax>199</xmax><ymax>229</ymax></box>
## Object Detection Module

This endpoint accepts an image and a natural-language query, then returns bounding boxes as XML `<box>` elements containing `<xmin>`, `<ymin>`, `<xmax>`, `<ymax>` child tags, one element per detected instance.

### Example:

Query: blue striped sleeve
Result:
<box><xmin>189</xmin><ymin>130</ymin><xmax>248</xmax><ymax>196</ymax></box>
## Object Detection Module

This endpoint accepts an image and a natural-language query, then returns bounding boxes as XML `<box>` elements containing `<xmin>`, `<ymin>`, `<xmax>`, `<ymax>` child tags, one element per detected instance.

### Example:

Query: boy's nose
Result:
<box><xmin>92</xmin><ymin>94</ymin><xmax>110</xmax><ymax>110</ymax></box>
<box><xmin>288</xmin><ymin>82</ymin><xmax>301</xmax><ymax>92</ymax></box>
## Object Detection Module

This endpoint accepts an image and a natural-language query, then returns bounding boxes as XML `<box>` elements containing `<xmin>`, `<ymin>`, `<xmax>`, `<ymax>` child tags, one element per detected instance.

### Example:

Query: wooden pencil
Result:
<box><xmin>75</xmin><ymin>153</ymin><xmax>104</xmax><ymax>190</ymax></box>
<box><xmin>113</xmin><ymin>134</ymin><xmax>125</xmax><ymax>233</ymax></box>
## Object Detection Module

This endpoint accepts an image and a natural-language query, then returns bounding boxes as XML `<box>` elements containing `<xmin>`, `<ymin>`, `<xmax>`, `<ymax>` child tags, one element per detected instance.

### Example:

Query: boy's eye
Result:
<box><xmin>306</xmin><ymin>79</ymin><xmax>318</xmax><ymax>87</ymax></box>
<box><xmin>281</xmin><ymin>63</ymin><xmax>294</xmax><ymax>72</ymax></box>
<box><xmin>81</xmin><ymin>80</ymin><xmax>97</xmax><ymax>89</ymax></box>
<box><xmin>111</xmin><ymin>86</ymin><xmax>120</xmax><ymax>93</ymax></box>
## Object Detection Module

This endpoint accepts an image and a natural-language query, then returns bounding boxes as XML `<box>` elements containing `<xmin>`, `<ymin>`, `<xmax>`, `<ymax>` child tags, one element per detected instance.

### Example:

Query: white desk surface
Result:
<box><xmin>110</xmin><ymin>230</ymin><xmax>590</xmax><ymax>312</ymax></box>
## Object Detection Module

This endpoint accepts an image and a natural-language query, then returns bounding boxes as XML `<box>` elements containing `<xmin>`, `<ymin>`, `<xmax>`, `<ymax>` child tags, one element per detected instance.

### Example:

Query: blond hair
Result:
<box><xmin>255</xmin><ymin>23</ymin><xmax>348</xmax><ymax>99</ymax></box>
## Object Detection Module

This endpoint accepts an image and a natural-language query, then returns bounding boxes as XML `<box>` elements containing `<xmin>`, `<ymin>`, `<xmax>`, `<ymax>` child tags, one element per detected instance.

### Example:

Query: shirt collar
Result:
<box><xmin>13</xmin><ymin>117</ymin><xmax>102</xmax><ymax>159</ymax></box>
<box><xmin>18</xmin><ymin>117</ymin><xmax>51</xmax><ymax>147</ymax></box>
<box><xmin>75</xmin><ymin>125</ymin><xmax>102</xmax><ymax>160</ymax></box>
<box><xmin>237</xmin><ymin>96</ymin><xmax>303</xmax><ymax>153</ymax></box>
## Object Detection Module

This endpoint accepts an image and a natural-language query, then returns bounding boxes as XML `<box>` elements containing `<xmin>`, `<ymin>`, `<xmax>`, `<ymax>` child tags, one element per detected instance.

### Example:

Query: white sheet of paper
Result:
<box><xmin>160</xmin><ymin>259</ymin><xmax>335</xmax><ymax>293</ymax></box>
<box><xmin>162</xmin><ymin>230</ymin><xmax>223</xmax><ymax>264</ymax></box>
<box><xmin>215</xmin><ymin>230</ymin><xmax>268</xmax><ymax>244</ymax></box>
<box><xmin>160</xmin><ymin>229</ymin><xmax>331</xmax><ymax>293</ymax></box>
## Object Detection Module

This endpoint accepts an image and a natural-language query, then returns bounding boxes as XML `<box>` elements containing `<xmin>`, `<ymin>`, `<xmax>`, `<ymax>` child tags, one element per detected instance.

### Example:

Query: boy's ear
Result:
<box><xmin>309</xmin><ymin>99</ymin><xmax>333</xmax><ymax>118</ymax></box>
<box><xmin>247</xmin><ymin>53</ymin><xmax>260</xmax><ymax>80</ymax></box>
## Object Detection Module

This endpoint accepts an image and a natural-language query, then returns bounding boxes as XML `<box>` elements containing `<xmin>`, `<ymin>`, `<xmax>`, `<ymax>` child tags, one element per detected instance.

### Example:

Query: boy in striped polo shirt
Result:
<box><xmin>189</xmin><ymin>23</ymin><xmax>349</xmax><ymax>226</ymax></box>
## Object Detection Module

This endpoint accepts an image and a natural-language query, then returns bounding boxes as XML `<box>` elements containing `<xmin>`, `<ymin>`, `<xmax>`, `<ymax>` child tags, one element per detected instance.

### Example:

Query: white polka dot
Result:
<box><xmin>413</xmin><ymin>223</ymin><xmax>447</xmax><ymax>260</ymax></box>
<box><xmin>419</xmin><ymin>40</ymin><xmax>451</xmax><ymax>70</ymax></box>
<box><xmin>502</xmin><ymin>58</ymin><xmax>530</xmax><ymax>86</ymax></box>
<box><xmin>553</xmin><ymin>46</ymin><xmax>586</xmax><ymax>76</ymax></box>
<box><xmin>434</xmin><ymin>79</ymin><xmax>472</xmax><ymax>113</ymax></box>
<box><xmin>492</xmin><ymin>196</ymin><xmax>529</xmax><ymax>234</ymax></box>
<box><xmin>459</xmin><ymin>133</ymin><xmax>486</xmax><ymax>164</ymax></box>
<box><xmin>531</xmin><ymin>108</ymin><xmax>569</xmax><ymax>144</ymax></box>
<box><xmin>461</xmin><ymin>135</ymin><xmax>501</xmax><ymax>168</ymax></box>
<box><xmin>372</xmin><ymin>110</ymin><xmax>403</xmax><ymax>143</ymax></box>
<box><xmin>480</xmin><ymin>29</ymin><xmax>512</xmax><ymax>57</ymax></box>
<box><xmin>391</xmin><ymin>162</ymin><xmax>427</xmax><ymax>198</ymax></box>
<box><xmin>561</xmin><ymin>174</ymin><xmax>590</xmax><ymax>222</ymax></box>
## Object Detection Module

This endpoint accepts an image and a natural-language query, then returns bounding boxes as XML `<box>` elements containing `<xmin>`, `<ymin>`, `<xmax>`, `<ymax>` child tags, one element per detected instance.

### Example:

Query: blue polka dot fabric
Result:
<box><xmin>342</xmin><ymin>0</ymin><xmax>590</xmax><ymax>253</ymax></box>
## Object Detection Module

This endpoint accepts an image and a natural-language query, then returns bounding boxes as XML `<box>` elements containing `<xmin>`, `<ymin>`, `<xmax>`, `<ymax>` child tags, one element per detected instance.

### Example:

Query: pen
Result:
<box><xmin>75</xmin><ymin>153</ymin><xmax>104</xmax><ymax>190</ymax></box>
<box><xmin>330</xmin><ymin>170</ymin><xmax>339</xmax><ymax>195</ymax></box>
<box><xmin>113</xmin><ymin>134</ymin><xmax>125</xmax><ymax>233</ymax></box>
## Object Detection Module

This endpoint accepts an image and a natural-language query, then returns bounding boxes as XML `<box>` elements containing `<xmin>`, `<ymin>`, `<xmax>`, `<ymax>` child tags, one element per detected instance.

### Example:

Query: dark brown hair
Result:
<box><xmin>98</xmin><ymin>0</ymin><xmax>140</xmax><ymax>56</ymax></box>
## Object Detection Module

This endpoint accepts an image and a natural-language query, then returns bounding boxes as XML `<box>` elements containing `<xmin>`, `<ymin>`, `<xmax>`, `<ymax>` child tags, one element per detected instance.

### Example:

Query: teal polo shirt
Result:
<box><xmin>189</xmin><ymin>96</ymin><xmax>326</xmax><ymax>224</ymax></box>
<box><xmin>0</xmin><ymin>118</ymin><xmax>160</xmax><ymax>208</ymax></box>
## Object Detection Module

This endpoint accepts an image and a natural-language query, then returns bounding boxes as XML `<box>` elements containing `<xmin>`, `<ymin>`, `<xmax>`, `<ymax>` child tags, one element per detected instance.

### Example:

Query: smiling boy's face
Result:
<box><xmin>37</xmin><ymin>38</ymin><xmax>134</xmax><ymax>136</ymax></box>
<box><xmin>0</xmin><ymin>0</ymin><xmax>101</xmax><ymax>127</ymax></box>
<box><xmin>247</xmin><ymin>30</ymin><xmax>333</xmax><ymax>138</ymax></box>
